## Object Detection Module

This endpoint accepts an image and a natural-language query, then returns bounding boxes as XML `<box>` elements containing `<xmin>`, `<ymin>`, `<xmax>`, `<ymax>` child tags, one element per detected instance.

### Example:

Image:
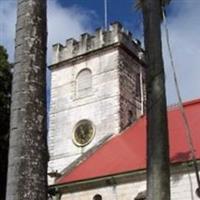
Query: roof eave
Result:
<box><xmin>49</xmin><ymin>160</ymin><xmax>200</xmax><ymax>193</ymax></box>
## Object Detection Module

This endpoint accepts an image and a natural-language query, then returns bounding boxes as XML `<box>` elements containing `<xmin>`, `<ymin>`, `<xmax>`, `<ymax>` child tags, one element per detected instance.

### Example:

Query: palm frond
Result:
<box><xmin>135</xmin><ymin>0</ymin><xmax>144</xmax><ymax>10</ymax></box>
<box><xmin>161</xmin><ymin>0</ymin><xmax>171</xmax><ymax>7</ymax></box>
<box><xmin>135</xmin><ymin>0</ymin><xmax>171</xmax><ymax>10</ymax></box>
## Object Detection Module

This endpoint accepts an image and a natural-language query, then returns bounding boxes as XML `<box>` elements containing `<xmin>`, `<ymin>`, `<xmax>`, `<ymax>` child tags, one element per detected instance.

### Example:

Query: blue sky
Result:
<box><xmin>58</xmin><ymin>0</ymin><xmax>142</xmax><ymax>35</ymax></box>
<box><xmin>0</xmin><ymin>0</ymin><xmax>200</xmax><ymax>105</ymax></box>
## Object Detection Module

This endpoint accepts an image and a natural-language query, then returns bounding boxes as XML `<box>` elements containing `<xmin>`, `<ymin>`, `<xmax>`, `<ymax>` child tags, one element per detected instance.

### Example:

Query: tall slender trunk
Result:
<box><xmin>6</xmin><ymin>0</ymin><xmax>47</xmax><ymax>199</ymax></box>
<box><xmin>142</xmin><ymin>0</ymin><xmax>170</xmax><ymax>199</ymax></box>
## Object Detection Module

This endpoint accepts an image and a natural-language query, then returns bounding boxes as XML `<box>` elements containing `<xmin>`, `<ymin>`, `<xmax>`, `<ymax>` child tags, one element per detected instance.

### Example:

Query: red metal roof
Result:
<box><xmin>57</xmin><ymin>99</ymin><xmax>200</xmax><ymax>184</ymax></box>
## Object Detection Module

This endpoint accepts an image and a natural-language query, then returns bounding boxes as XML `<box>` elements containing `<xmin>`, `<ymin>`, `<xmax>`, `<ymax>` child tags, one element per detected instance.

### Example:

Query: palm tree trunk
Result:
<box><xmin>142</xmin><ymin>0</ymin><xmax>170</xmax><ymax>199</ymax></box>
<box><xmin>6</xmin><ymin>0</ymin><xmax>47</xmax><ymax>199</ymax></box>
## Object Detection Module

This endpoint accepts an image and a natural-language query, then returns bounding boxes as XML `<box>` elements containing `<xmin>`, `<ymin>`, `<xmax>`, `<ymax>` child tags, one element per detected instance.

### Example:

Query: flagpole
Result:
<box><xmin>104</xmin><ymin>0</ymin><xmax>108</xmax><ymax>30</ymax></box>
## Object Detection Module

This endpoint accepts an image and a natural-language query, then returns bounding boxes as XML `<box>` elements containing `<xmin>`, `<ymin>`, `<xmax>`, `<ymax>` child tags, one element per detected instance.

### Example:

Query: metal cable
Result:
<box><xmin>162</xmin><ymin>9</ymin><xmax>200</xmax><ymax>196</ymax></box>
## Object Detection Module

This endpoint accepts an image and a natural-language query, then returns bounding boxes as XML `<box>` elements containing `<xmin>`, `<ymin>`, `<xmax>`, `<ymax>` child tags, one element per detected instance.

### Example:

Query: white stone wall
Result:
<box><xmin>48</xmin><ymin>23</ymin><xmax>146</xmax><ymax>182</ymax></box>
<box><xmin>48</xmin><ymin>22</ymin><xmax>146</xmax><ymax>183</ymax></box>
<box><xmin>51</xmin><ymin>22</ymin><xmax>144</xmax><ymax>65</ymax></box>
<box><xmin>49</xmin><ymin>49</ymin><xmax>121</xmax><ymax>173</ymax></box>
<box><xmin>61</xmin><ymin>170</ymin><xmax>200</xmax><ymax>200</ymax></box>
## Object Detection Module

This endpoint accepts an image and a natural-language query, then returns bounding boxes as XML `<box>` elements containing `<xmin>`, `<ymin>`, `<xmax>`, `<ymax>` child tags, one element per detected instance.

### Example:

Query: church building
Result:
<box><xmin>48</xmin><ymin>22</ymin><xmax>200</xmax><ymax>200</ymax></box>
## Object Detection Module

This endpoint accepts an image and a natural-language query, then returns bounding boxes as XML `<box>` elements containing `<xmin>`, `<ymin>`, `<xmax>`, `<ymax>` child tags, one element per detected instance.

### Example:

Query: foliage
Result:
<box><xmin>0</xmin><ymin>45</ymin><xmax>12</xmax><ymax>200</ymax></box>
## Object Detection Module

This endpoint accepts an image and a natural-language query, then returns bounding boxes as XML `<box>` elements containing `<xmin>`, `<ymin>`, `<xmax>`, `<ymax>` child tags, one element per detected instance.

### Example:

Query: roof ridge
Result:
<box><xmin>167</xmin><ymin>98</ymin><xmax>200</xmax><ymax>111</ymax></box>
<box><xmin>182</xmin><ymin>98</ymin><xmax>200</xmax><ymax>107</ymax></box>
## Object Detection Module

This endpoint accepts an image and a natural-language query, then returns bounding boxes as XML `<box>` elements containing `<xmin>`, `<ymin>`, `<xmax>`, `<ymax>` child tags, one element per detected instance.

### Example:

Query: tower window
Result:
<box><xmin>93</xmin><ymin>194</ymin><xmax>102</xmax><ymax>200</ymax></box>
<box><xmin>76</xmin><ymin>68</ymin><xmax>92</xmax><ymax>98</ymax></box>
<box><xmin>128</xmin><ymin>110</ymin><xmax>134</xmax><ymax>126</ymax></box>
<box><xmin>136</xmin><ymin>73</ymin><xmax>141</xmax><ymax>98</ymax></box>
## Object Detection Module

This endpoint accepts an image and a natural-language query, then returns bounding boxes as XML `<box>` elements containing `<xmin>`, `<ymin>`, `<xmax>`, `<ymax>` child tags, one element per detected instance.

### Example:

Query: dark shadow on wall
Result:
<box><xmin>171</xmin><ymin>151</ymin><xmax>195</xmax><ymax>200</ymax></box>
<box><xmin>171</xmin><ymin>151</ymin><xmax>191</xmax><ymax>182</ymax></box>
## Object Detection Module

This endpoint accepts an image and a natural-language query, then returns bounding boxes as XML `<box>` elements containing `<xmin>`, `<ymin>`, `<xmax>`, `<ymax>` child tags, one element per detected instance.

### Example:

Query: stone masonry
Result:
<box><xmin>48</xmin><ymin>22</ymin><xmax>146</xmax><ymax>180</ymax></box>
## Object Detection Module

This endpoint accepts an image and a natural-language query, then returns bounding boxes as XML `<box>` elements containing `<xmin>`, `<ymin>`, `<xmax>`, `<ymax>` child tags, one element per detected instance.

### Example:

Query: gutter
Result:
<box><xmin>49</xmin><ymin>160</ymin><xmax>200</xmax><ymax>195</ymax></box>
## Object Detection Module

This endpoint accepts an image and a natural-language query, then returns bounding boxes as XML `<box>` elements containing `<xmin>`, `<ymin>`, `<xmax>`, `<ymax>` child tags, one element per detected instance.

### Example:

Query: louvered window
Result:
<box><xmin>76</xmin><ymin>69</ymin><xmax>92</xmax><ymax>97</ymax></box>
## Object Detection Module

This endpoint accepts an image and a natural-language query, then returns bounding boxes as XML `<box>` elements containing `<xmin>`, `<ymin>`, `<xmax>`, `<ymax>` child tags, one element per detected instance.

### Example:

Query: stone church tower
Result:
<box><xmin>48</xmin><ymin>22</ymin><xmax>146</xmax><ymax>176</ymax></box>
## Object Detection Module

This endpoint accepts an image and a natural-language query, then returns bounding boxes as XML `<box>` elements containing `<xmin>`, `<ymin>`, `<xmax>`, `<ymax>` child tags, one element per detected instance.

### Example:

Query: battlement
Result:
<box><xmin>52</xmin><ymin>22</ymin><xmax>144</xmax><ymax>65</ymax></box>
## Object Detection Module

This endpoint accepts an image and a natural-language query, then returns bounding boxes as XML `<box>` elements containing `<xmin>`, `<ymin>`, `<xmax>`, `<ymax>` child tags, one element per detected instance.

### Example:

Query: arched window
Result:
<box><xmin>76</xmin><ymin>68</ymin><xmax>92</xmax><ymax>98</ymax></box>
<box><xmin>93</xmin><ymin>194</ymin><xmax>102</xmax><ymax>200</ymax></box>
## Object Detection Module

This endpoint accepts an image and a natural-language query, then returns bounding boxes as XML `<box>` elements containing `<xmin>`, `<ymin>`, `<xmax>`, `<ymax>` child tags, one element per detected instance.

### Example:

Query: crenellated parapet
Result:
<box><xmin>52</xmin><ymin>22</ymin><xmax>145</xmax><ymax>64</ymax></box>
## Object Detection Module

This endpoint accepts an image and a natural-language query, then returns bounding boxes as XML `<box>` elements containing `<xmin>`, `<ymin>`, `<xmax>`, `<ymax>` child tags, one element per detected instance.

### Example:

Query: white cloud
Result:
<box><xmin>0</xmin><ymin>0</ymin><xmax>94</xmax><ymax>111</ymax></box>
<box><xmin>0</xmin><ymin>0</ymin><xmax>93</xmax><ymax>63</ymax></box>
<box><xmin>47</xmin><ymin>0</ymin><xmax>93</xmax><ymax>63</ymax></box>
<box><xmin>163</xmin><ymin>1</ymin><xmax>200</xmax><ymax>104</ymax></box>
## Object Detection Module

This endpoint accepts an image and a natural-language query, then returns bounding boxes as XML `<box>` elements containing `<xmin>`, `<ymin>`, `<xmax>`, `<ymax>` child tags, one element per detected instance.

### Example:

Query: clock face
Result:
<box><xmin>73</xmin><ymin>120</ymin><xmax>95</xmax><ymax>147</ymax></box>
